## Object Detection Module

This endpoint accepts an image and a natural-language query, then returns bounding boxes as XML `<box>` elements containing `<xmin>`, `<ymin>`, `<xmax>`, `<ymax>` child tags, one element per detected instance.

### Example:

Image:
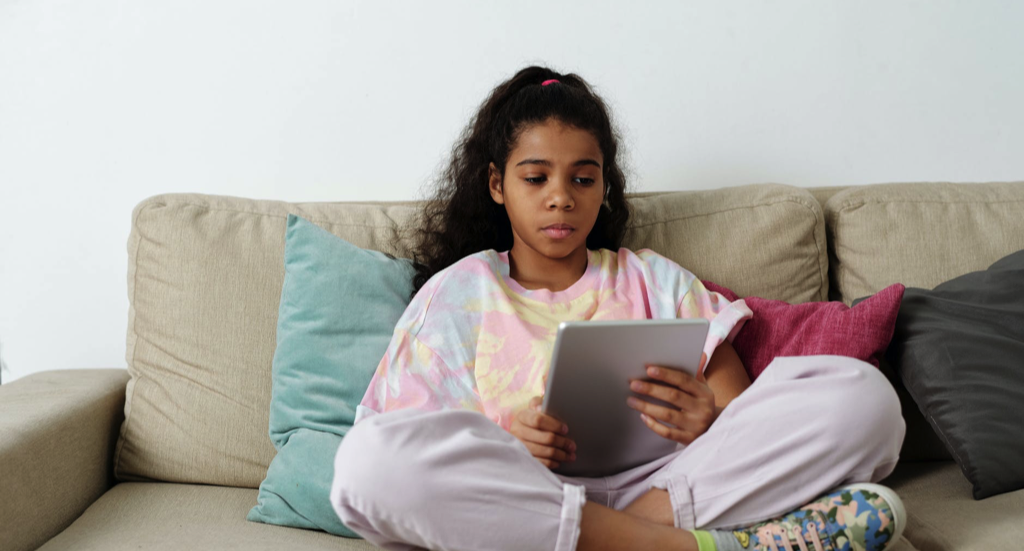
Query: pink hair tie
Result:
<box><xmin>541</xmin><ymin>79</ymin><xmax>560</xmax><ymax>86</ymax></box>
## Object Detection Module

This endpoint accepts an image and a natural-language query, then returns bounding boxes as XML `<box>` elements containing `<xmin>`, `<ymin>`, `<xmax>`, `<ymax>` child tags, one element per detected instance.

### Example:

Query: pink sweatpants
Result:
<box><xmin>330</xmin><ymin>355</ymin><xmax>905</xmax><ymax>551</ymax></box>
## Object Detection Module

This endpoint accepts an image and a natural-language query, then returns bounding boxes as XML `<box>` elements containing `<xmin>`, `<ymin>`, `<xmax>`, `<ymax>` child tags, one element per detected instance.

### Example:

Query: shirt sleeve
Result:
<box><xmin>355</xmin><ymin>327</ymin><xmax>484</xmax><ymax>425</ymax></box>
<box><xmin>678</xmin><ymin>278</ymin><xmax>753</xmax><ymax>375</ymax></box>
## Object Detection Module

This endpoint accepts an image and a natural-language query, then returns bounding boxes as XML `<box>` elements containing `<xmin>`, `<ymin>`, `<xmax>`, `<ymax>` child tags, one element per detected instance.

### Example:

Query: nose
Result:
<box><xmin>546</xmin><ymin>178</ymin><xmax>575</xmax><ymax>210</ymax></box>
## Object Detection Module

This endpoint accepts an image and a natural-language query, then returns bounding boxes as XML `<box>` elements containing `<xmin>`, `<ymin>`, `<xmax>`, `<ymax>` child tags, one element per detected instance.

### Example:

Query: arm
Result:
<box><xmin>358</xmin><ymin>328</ymin><xmax>484</xmax><ymax>423</ymax></box>
<box><xmin>701</xmin><ymin>340</ymin><xmax>751</xmax><ymax>414</ymax></box>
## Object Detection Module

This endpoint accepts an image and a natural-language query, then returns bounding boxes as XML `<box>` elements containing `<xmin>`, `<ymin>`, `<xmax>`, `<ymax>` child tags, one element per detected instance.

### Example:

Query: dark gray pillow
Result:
<box><xmin>883</xmin><ymin>248</ymin><xmax>1024</xmax><ymax>499</ymax></box>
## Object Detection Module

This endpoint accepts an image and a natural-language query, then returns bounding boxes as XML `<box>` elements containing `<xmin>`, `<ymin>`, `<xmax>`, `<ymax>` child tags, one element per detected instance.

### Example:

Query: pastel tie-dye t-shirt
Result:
<box><xmin>355</xmin><ymin>248</ymin><xmax>753</xmax><ymax>431</ymax></box>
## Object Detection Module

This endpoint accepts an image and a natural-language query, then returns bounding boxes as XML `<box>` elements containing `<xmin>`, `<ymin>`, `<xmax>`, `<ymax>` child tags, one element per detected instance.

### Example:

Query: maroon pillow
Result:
<box><xmin>701</xmin><ymin>281</ymin><xmax>905</xmax><ymax>381</ymax></box>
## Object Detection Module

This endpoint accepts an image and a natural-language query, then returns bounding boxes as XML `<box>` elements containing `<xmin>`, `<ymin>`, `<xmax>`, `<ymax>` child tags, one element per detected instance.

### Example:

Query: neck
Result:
<box><xmin>507</xmin><ymin>246</ymin><xmax>589</xmax><ymax>292</ymax></box>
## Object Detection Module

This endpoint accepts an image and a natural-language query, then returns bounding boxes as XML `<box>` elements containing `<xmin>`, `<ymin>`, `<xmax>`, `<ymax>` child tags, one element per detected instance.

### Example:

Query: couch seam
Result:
<box><xmin>836</xmin><ymin>197</ymin><xmax>1024</xmax><ymax>211</ymax></box>
<box><xmin>138</xmin><ymin>197</ymin><xmax>415</xmax><ymax>229</ymax></box>
<box><xmin>903</xmin><ymin>508</ymin><xmax>956</xmax><ymax>550</ymax></box>
<box><xmin>626</xmin><ymin>196</ymin><xmax>814</xmax><ymax>228</ymax></box>
<box><xmin>836</xmin><ymin>209</ymin><xmax>847</xmax><ymax>304</ymax></box>
<box><xmin>799</xmin><ymin>201</ymin><xmax>829</xmax><ymax>302</ymax></box>
<box><xmin>113</xmin><ymin>199</ymin><xmax>157</xmax><ymax>479</ymax></box>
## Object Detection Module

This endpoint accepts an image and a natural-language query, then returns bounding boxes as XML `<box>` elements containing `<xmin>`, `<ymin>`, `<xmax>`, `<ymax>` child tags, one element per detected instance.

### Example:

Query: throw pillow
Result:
<box><xmin>883</xmin><ymin>248</ymin><xmax>1024</xmax><ymax>500</ymax></box>
<box><xmin>247</xmin><ymin>214</ymin><xmax>414</xmax><ymax>536</ymax></box>
<box><xmin>702</xmin><ymin>281</ymin><xmax>904</xmax><ymax>380</ymax></box>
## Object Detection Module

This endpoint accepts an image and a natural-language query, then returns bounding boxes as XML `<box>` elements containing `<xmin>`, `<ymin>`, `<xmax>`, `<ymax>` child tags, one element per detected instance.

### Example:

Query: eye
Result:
<box><xmin>523</xmin><ymin>176</ymin><xmax>595</xmax><ymax>185</ymax></box>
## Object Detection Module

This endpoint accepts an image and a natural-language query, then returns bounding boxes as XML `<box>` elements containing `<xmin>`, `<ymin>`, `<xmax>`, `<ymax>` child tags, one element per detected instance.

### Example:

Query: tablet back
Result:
<box><xmin>542</xmin><ymin>319</ymin><xmax>709</xmax><ymax>477</ymax></box>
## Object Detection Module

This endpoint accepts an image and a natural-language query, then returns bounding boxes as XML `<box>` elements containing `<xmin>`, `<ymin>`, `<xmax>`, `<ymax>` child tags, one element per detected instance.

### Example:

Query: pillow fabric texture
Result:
<box><xmin>880</xmin><ymin>248</ymin><xmax>1024</xmax><ymax>500</ymax></box>
<box><xmin>247</xmin><ymin>214</ymin><xmax>414</xmax><ymax>537</ymax></box>
<box><xmin>702</xmin><ymin>281</ymin><xmax>905</xmax><ymax>381</ymax></box>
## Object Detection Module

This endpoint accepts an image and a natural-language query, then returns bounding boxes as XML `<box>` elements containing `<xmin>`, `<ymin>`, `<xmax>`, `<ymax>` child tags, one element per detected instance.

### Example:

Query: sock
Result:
<box><xmin>709</xmin><ymin>529</ymin><xmax>746</xmax><ymax>551</ymax></box>
<box><xmin>691</xmin><ymin>530</ymin><xmax>717</xmax><ymax>551</ymax></box>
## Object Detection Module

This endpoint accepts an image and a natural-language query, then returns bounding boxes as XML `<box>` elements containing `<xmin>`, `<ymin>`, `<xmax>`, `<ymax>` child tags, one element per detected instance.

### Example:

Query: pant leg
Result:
<box><xmin>628</xmin><ymin>355</ymin><xmax>905</xmax><ymax>530</ymax></box>
<box><xmin>330</xmin><ymin>407</ymin><xmax>588</xmax><ymax>551</ymax></box>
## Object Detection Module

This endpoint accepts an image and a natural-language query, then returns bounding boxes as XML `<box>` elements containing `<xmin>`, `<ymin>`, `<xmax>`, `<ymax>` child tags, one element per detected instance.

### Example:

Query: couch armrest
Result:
<box><xmin>0</xmin><ymin>368</ymin><xmax>130</xmax><ymax>551</ymax></box>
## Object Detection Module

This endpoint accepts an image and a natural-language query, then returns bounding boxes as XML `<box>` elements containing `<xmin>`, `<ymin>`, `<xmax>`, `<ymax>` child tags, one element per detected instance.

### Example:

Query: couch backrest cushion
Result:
<box><xmin>116</xmin><ymin>195</ymin><xmax>422</xmax><ymax>486</ymax></box>
<box><xmin>825</xmin><ymin>182</ymin><xmax>1024</xmax><ymax>304</ymax></box>
<box><xmin>116</xmin><ymin>184</ymin><xmax>825</xmax><ymax>487</ymax></box>
<box><xmin>624</xmin><ymin>185</ymin><xmax>828</xmax><ymax>304</ymax></box>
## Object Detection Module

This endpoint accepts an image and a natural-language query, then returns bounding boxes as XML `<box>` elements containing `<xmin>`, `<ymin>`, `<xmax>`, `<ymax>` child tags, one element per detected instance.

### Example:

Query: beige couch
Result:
<box><xmin>3</xmin><ymin>182</ymin><xmax>1024</xmax><ymax>551</ymax></box>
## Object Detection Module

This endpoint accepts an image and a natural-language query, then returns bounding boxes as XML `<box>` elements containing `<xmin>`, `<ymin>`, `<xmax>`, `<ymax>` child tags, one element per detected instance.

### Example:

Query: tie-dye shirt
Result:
<box><xmin>355</xmin><ymin>248</ymin><xmax>753</xmax><ymax>431</ymax></box>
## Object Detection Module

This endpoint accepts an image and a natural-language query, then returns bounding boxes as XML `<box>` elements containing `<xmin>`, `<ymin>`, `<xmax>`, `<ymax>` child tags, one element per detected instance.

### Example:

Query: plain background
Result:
<box><xmin>2</xmin><ymin>0</ymin><xmax>1023</xmax><ymax>383</ymax></box>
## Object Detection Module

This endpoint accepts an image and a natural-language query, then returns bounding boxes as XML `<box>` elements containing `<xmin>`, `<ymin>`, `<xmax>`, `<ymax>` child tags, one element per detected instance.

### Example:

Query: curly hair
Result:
<box><xmin>408</xmin><ymin>66</ymin><xmax>631</xmax><ymax>297</ymax></box>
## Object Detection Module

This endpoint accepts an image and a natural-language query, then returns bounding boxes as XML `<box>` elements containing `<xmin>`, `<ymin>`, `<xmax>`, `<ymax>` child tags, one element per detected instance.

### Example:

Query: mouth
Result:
<box><xmin>542</xmin><ymin>223</ymin><xmax>575</xmax><ymax>240</ymax></box>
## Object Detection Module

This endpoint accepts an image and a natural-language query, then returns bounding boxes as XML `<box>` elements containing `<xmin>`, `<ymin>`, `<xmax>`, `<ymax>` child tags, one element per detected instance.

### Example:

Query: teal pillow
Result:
<box><xmin>247</xmin><ymin>214</ymin><xmax>414</xmax><ymax>537</ymax></box>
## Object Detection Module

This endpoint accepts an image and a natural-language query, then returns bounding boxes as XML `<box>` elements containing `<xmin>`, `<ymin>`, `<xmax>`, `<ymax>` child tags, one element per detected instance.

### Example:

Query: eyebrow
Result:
<box><xmin>514</xmin><ymin>158</ymin><xmax>601</xmax><ymax>168</ymax></box>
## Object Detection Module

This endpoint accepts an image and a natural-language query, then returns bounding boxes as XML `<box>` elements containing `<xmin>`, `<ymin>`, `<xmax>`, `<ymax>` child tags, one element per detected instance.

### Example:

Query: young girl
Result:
<box><xmin>330</xmin><ymin>67</ymin><xmax>906</xmax><ymax>551</ymax></box>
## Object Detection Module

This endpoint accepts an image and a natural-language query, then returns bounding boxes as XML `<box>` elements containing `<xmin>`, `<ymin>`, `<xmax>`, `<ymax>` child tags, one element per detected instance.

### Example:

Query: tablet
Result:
<box><xmin>541</xmin><ymin>318</ymin><xmax>710</xmax><ymax>477</ymax></box>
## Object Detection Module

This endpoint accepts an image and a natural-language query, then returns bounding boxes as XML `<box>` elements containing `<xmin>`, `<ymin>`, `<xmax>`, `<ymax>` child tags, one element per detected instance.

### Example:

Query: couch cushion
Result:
<box><xmin>886</xmin><ymin>249</ymin><xmax>1024</xmax><ymax>499</ymax></box>
<box><xmin>116</xmin><ymin>195</ymin><xmax>422</xmax><ymax>488</ymax></box>
<box><xmin>36</xmin><ymin>482</ymin><xmax>921</xmax><ymax>551</ymax></box>
<box><xmin>886</xmin><ymin>461</ymin><xmax>1024</xmax><ymax>551</ymax></box>
<box><xmin>625</xmin><ymin>184</ymin><xmax>827</xmax><ymax>303</ymax></box>
<box><xmin>36</xmin><ymin>483</ymin><xmax>376</xmax><ymax>551</ymax></box>
<box><xmin>824</xmin><ymin>181</ymin><xmax>1024</xmax><ymax>304</ymax></box>
<box><xmin>248</xmin><ymin>214</ymin><xmax>415</xmax><ymax>536</ymax></box>
<box><xmin>704</xmin><ymin>281</ymin><xmax>903</xmax><ymax>380</ymax></box>
<box><xmin>117</xmin><ymin>185</ymin><xmax>826</xmax><ymax>487</ymax></box>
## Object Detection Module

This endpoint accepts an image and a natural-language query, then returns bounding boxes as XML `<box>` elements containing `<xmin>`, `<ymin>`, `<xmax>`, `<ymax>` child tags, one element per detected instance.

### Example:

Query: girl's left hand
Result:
<box><xmin>626</xmin><ymin>352</ymin><xmax>719</xmax><ymax>446</ymax></box>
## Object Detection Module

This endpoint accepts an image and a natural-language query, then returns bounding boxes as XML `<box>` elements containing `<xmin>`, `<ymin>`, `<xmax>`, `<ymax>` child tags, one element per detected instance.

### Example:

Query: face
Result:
<box><xmin>488</xmin><ymin>118</ymin><xmax>605</xmax><ymax>262</ymax></box>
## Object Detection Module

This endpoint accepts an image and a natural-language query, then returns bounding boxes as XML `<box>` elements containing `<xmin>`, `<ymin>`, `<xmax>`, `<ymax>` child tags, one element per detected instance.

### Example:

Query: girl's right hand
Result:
<box><xmin>510</xmin><ymin>396</ymin><xmax>577</xmax><ymax>469</ymax></box>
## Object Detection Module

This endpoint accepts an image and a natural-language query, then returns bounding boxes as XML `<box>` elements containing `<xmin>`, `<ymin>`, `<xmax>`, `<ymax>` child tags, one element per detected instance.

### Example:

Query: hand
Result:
<box><xmin>626</xmin><ymin>352</ymin><xmax>719</xmax><ymax>446</ymax></box>
<box><xmin>510</xmin><ymin>396</ymin><xmax>577</xmax><ymax>469</ymax></box>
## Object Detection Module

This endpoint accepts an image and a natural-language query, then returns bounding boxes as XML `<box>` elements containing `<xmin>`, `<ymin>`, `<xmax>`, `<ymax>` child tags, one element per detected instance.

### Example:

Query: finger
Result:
<box><xmin>626</xmin><ymin>396</ymin><xmax>681</xmax><ymax>427</ymax></box>
<box><xmin>628</xmin><ymin>393</ymin><xmax>715</xmax><ymax>430</ymax></box>
<box><xmin>523</xmin><ymin>440</ymin><xmax>573</xmax><ymax>463</ymax></box>
<box><xmin>681</xmin><ymin>407</ymin><xmax>717</xmax><ymax>432</ymax></box>
<box><xmin>643</xmin><ymin>365</ymin><xmax>696</xmax><ymax>395</ymax></box>
<box><xmin>517</xmin><ymin>424</ymin><xmax>576</xmax><ymax>453</ymax></box>
<box><xmin>629</xmin><ymin>379</ymin><xmax>699</xmax><ymax>411</ymax></box>
<box><xmin>639</xmin><ymin>412</ymin><xmax>697</xmax><ymax>445</ymax></box>
<box><xmin>530</xmin><ymin>411</ymin><xmax>569</xmax><ymax>435</ymax></box>
<box><xmin>644</xmin><ymin>366</ymin><xmax>713</xmax><ymax>399</ymax></box>
<box><xmin>538</xmin><ymin>458</ymin><xmax>560</xmax><ymax>469</ymax></box>
<box><xmin>676</xmin><ymin>374</ymin><xmax>717</xmax><ymax>401</ymax></box>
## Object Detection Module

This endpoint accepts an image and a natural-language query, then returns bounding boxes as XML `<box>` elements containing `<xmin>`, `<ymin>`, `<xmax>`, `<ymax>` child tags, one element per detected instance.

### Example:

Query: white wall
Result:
<box><xmin>1</xmin><ymin>0</ymin><xmax>1023</xmax><ymax>383</ymax></box>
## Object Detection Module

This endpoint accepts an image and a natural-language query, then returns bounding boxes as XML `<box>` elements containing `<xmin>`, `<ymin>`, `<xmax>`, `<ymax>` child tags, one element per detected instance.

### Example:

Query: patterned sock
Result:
<box><xmin>695</xmin><ymin>484</ymin><xmax>905</xmax><ymax>551</ymax></box>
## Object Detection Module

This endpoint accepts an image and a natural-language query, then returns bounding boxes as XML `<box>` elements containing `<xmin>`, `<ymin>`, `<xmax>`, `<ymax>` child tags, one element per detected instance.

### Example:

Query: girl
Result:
<box><xmin>330</xmin><ymin>67</ymin><xmax>906</xmax><ymax>551</ymax></box>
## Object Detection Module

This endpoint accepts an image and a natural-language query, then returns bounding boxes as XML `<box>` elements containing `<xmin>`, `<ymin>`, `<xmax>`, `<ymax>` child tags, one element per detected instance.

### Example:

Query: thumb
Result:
<box><xmin>530</xmin><ymin>395</ymin><xmax>543</xmax><ymax>410</ymax></box>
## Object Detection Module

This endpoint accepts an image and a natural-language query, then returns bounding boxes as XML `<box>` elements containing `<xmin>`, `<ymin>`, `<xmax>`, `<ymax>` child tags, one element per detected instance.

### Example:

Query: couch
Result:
<box><xmin>3</xmin><ymin>182</ymin><xmax>1023</xmax><ymax>551</ymax></box>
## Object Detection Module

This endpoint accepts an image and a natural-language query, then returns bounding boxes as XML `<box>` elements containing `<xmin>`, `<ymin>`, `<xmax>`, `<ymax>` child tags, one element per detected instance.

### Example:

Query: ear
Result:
<box><xmin>488</xmin><ymin>162</ymin><xmax>505</xmax><ymax>205</ymax></box>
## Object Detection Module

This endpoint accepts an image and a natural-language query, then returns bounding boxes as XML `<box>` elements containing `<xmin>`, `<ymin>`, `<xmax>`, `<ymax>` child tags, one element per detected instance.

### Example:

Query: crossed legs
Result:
<box><xmin>330</xmin><ymin>355</ymin><xmax>904</xmax><ymax>550</ymax></box>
